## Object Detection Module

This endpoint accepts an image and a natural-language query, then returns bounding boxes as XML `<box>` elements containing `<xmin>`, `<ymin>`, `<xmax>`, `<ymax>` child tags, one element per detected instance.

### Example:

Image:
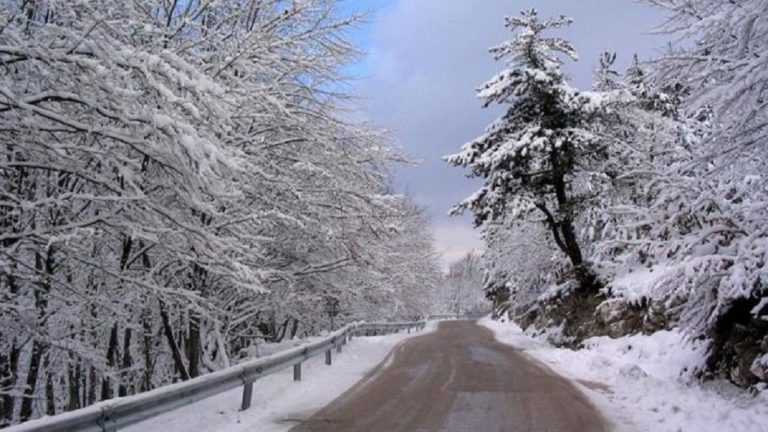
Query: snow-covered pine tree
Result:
<box><xmin>445</xmin><ymin>9</ymin><xmax>606</xmax><ymax>292</ymax></box>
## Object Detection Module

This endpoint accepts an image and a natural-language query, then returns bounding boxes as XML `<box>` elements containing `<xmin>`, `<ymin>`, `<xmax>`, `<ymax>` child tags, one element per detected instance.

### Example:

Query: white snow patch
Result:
<box><xmin>605</xmin><ymin>264</ymin><xmax>676</xmax><ymax>302</ymax></box>
<box><xmin>480</xmin><ymin>316</ymin><xmax>768</xmax><ymax>432</ymax></box>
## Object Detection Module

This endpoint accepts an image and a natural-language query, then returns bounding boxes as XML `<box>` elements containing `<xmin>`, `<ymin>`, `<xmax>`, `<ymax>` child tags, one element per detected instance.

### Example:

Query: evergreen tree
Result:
<box><xmin>445</xmin><ymin>9</ymin><xmax>606</xmax><ymax>291</ymax></box>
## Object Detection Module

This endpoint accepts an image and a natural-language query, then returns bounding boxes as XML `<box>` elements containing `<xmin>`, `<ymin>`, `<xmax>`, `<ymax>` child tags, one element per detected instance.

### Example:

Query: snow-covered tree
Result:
<box><xmin>445</xmin><ymin>2</ymin><xmax>767</xmax><ymax>389</ymax></box>
<box><xmin>482</xmin><ymin>218</ymin><xmax>561</xmax><ymax>317</ymax></box>
<box><xmin>444</xmin><ymin>251</ymin><xmax>487</xmax><ymax>315</ymax></box>
<box><xmin>622</xmin><ymin>0</ymin><xmax>768</xmax><ymax>385</ymax></box>
<box><xmin>445</xmin><ymin>9</ymin><xmax>608</xmax><ymax>291</ymax></box>
<box><xmin>0</xmin><ymin>1</ymin><xmax>443</xmax><ymax>425</ymax></box>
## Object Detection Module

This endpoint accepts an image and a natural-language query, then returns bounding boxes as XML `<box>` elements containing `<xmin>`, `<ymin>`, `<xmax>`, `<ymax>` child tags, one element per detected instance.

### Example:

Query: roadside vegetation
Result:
<box><xmin>448</xmin><ymin>2</ymin><xmax>768</xmax><ymax>390</ymax></box>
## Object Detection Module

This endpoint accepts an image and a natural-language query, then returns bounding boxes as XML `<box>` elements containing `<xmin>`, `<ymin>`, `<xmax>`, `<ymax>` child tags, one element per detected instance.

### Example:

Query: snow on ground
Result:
<box><xmin>480</xmin><ymin>316</ymin><xmax>768</xmax><ymax>432</ymax></box>
<box><xmin>125</xmin><ymin>322</ymin><xmax>436</xmax><ymax>432</ymax></box>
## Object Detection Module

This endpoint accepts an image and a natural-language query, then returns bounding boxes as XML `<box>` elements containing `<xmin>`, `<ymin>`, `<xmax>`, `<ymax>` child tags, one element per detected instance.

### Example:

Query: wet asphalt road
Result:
<box><xmin>291</xmin><ymin>320</ymin><xmax>609</xmax><ymax>432</ymax></box>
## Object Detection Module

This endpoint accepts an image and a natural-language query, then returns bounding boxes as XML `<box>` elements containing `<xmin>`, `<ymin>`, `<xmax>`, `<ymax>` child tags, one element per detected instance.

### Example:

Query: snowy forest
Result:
<box><xmin>2</xmin><ymin>0</ymin><xmax>767</xmax><ymax>429</ymax></box>
<box><xmin>0</xmin><ymin>0</ymin><xmax>453</xmax><ymax>426</ymax></box>
<box><xmin>442</xmin><ymin>251</ymin><xmax>486</xmax><ymax>316</ymax></box>
<box><xmin>448</xmin><ymin>0</ymin><xmax>767</xmax><ymax>392</ymax></box>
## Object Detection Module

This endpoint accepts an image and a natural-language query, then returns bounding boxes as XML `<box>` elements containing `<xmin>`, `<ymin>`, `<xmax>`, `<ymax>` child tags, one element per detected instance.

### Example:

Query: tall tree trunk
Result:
<box><xmin>0</xmin><ymin>273</ymin><xmax>21</xmax><ymax>426</ymax></box>
<box><xmin>101</xmin><ymin>323</ymin><xmax>119</xmax><ymax>401</ymax></box>
<box><xmin>0</xmin><ymin>158</ymin><xmax>19</xmax><ymax>426</ymax></box>
<box><xmin>0</xmin><ymin>341</ymin><xmax>20</xmax><ymax>426</ymax></box>
<box><xmin>112</xmin><ymin>235</ymin><xmax>134</xmax><ymax>398</ymax></box>
<box><xmin>541</xmin><ymin>148</ymin><xmax>597</xmax><ymax>292</ymax></box>
<box><xmin>187</xmin><ymin>312</ymin><xmax>201</xmax><ymax>378</ymax></box>
<box><xmin>87</xmin><ymin>366</ymin><xmax>97</xmax><ymax>406</ymax></box>
<box><xmin>86</xmin><ymin>246</ymin><xmax>100</xmax><ymax>406</ymax></box>
<box><xmin>19</xmin><ymin>340</ymin><xmax>44</xmax><ymax>422</ymax></box>
<box><xmin>118</xmin><ymin>328</ymin><xmax>132</xmax><ymax>396</ymax></box>
<box><xmin>20</xmin><ymin>249</ymin><xmax>54</xmax><ymax>422</ymax></box>
<box><xmin>44</xmin><ymin>355</ymin><xmax>55</xmax><ymax>416</ymax></box>
<box><xmin>141</xmin><ymin>309</ymin><xmax>154</xmax><ymax>392</ymax></box>
<box><xmin>159</xmin><ymin>300</ymin><xmax>190</xmax><ymax>381</ymax></box>
<box><xmin>289</xmin><ymin>318</ymin><xmax>300</xmax><ymax>340</ymax></box>
<box><xmin>67</xmin><ymin>354</ymin><xmax>81</xmax><ymax>411</ymax></box>
<box><xmin>275</xmin><ymin>318</ymin><xmax>290</xmax><ymax>343</ymax></box>
<box><xmin>185</xmin><ymin>263</ymin><xmax>208</xmax><ymax>378</ymax></box>
<box><xmin>551</xmin><ymin>164</ymin><xmax>585</xmax><ymax>268</ymax></box>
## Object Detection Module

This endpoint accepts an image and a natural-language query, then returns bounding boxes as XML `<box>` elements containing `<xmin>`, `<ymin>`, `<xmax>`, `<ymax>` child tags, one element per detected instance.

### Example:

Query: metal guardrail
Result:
<box><xmin>10</xmin><ymin>321</ymin><xmax>426</xmax><ymax>432</ymax></box>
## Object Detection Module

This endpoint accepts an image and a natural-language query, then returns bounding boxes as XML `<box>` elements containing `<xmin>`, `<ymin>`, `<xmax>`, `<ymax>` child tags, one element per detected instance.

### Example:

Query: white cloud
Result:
<box><xmin>431</xmin><ymin>222</ymin><xmax>484</xmax><ymax>270</ymax></box>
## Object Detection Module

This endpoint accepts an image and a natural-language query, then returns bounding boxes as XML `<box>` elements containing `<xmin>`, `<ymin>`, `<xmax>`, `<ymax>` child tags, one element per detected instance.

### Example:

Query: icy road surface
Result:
<box><xmin>292</xmin><ymin>320</ymin><xmax>609</xmax><ymax>432</ymax></box>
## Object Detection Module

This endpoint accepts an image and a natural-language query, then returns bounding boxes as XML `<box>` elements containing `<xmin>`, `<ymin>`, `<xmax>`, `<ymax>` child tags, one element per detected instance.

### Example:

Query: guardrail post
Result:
<box><xmin>293</xmin><ymin>363</ymin><xmax>302</xmax><ymax>381</ymax></box>
<box><xmin>98</xmin><ymin>407</ymin><xmax>115</xmax><ymax>432</ymax></box>
<box><xmin>241</xmin><ymin>381</ymin><xmax>254</xmax><ymax>410</ymax></box>
<box><xmin>336</xmin><ymin>342</ymin><xmax>342</xmax><ymax>353</ymax></box>
<box><xmin>325</xmin><ymin>349</ymin><xmax>332</xmax><ymax>365</ymax></box>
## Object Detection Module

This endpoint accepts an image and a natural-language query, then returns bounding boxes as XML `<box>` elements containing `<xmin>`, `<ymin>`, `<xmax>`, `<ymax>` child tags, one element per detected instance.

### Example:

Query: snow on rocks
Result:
<box><xmin>480</xmin><ymin>316</ymin><xmax>768</xmax><ymax>432</ymax></box>
<box><xmin>604</xmin><ymin>264</ymin><xmax>676</xmax><ymax>303</ymax></box>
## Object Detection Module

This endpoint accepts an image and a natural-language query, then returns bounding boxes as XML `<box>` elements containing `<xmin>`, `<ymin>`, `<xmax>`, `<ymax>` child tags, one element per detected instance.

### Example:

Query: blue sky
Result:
<box><xmin>339</xmin><ymin>1</ymin><xmax>668</xmax><ymax>268</ymax></box>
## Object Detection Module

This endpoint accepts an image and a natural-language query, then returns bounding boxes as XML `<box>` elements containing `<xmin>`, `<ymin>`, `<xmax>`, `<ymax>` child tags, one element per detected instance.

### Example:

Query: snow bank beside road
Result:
<box><xmin>125</xmin><ymin>322</ymin><xmax>435</xmax><ymax>432</ymax></box>
<box><xmin>481</xmin><ymin>317</ymin><xmax>768</xmax><ymax>432</ymax></box>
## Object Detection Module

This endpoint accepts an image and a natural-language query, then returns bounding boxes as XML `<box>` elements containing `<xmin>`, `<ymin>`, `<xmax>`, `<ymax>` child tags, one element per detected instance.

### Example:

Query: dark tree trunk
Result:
<box><xmin>141</xmin><ymin>310</ymin><xmax>154</xmax><ymax>392</ymax></box>
<box><xmin>0</xmin><ymin>340</ymin><xmax>20</xmax><ymax>426</ymax></box>
<box><xmin>0</xmin><ymin>159</ymin><xmax>22</xmax><ymax>427</ymax></box>
<box><xmin>101</xmin><ymin>323</ymin><xmax>119</xmax><ymax>400</ymax></box>
<box><xmin>118</xmin><ymin>327</ymin><xmax>133</xmax><ymax>396</ymax></box>
<box><xmin>86</xmin><ymin>246</ymin><xmax>100</xmax><ymax>406</ymax></box>
<box><xmin>44</xmin><ymin>355</ymin><xmax>54</xmax><ymax>416</ymax></box>
<box><xmin>289</xmin><ymin>318</ymin><xmax>300</xmax><ymax>340</ymax></box>
<box><xmin>20</xmin><ymin>250</ymin><xmax>54</xmax><ymax>422</ymax></box>
<box><xmin>114</xmin><ymin>235</ymin><xmax>134</xmax><ymax>397</ymax></box>
<box><xmin>140</xmin><ymin>245</ymin><xmax>155</xmax><ymax>391</ymax></box>
<box><xmin>275</xmin><ymin>318</ymin><xmax>290</xmax><ymax>343</ymax></box>
<box><xmin>533</xmin><ymin>146</ymin><xmax>599</xmax><ymax>292</ymax></box>
<box><xmin>551</xmin><ymin>158</ymin><xmax>585</xmax><ymax>268</ymax></box>
<box><xmin>19</xmin><ymin>340</ymin><xmax>44</xmax><ymax>422</ymax></box>
<box><xmin>159</xmin><ymin>300</ymin><xmax>190</xmax><ymax>381</ymax></box>
<box><xmin>67</xmin><ymin>354</ymin><xmax>81</xmax><ymax>411</ymax></box>
<box><xmin>87</xmin><ymin>366</ymin><xmax>97</xmax><ymax>405</ymax></box>
<box><xmin>0</xmin><ymin>272</ymin><xmax>21</xmax><ymax>426</ymax></box>
<box><xmin>185</xmin><ymin>262</ymin><xmax>208</xmax><ymax>378</ymax></box>
<box><xmin>187</xmin><ymin>312</ymin><xmax>201</xmax><ymax>378</ymax></box>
